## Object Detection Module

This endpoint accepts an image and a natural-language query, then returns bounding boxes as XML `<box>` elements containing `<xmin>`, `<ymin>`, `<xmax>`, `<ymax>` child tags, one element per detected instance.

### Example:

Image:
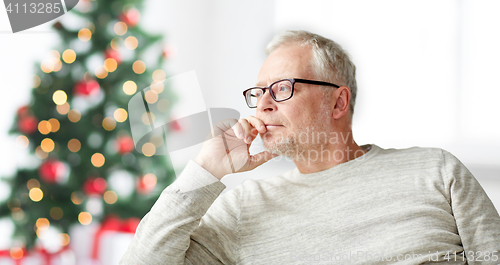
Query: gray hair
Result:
<box><xmin>266</xmin><ymin>30</ymin><xmax>357</xmax><ymax>117</ymax></box>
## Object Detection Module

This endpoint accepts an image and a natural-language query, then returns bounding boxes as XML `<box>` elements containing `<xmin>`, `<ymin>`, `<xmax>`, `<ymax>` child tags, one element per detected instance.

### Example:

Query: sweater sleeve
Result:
<box><xmin>442</xmin><ymin>150</ymin><xmax>500</xmax><ymax>264</ymax></box>
<box><xmin>119</xmin><ymin>160</ymin><xmax>240</xmax><ymax>265</ymax></box>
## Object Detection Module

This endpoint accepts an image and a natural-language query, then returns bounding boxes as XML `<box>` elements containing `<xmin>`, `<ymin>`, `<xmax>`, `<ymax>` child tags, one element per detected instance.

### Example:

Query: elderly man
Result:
<box><xmin>121</xmin><ymin>31</ymin><xmax>500</xmax><ymax>264</ymax></box>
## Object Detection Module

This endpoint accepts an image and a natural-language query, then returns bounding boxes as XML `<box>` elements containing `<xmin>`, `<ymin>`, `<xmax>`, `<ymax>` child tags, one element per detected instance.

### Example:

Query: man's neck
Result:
<box><xmin>293</xmin><ymin>131</ymin><xmax>366</xmax><ymax>174</ymax></box>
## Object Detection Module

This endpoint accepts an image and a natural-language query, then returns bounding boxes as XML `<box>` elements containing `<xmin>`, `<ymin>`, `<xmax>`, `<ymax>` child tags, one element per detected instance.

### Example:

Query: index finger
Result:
<box><xmin>245</xmin><ymin>116</ymin><xmax>267</xmax><ymax>133</ymax></box>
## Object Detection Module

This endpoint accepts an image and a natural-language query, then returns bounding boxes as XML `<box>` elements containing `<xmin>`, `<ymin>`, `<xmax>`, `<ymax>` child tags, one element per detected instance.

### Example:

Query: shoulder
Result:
<box><xmin>359</xmin><ymin>145</ymin><xmax>469</xmax><ymax>180</ymax></box>
<box><xmin>373</xmin><ymin>145</ymin><xmax>471</xmax><ymax>180</ymax></box>
<box><xmin>381</xmin><ymin>145</ymin><xmax>464</xmax><ymax>164</ymax></box>
<box><xmin>372</xmin><ymin>145</ymin><xmax>457</xmax><ymax>166</ymax></box>
<box><xmin>377</xmin><ymin>145</ymin><xmax>446</xmax><ymax>158</ymax></box>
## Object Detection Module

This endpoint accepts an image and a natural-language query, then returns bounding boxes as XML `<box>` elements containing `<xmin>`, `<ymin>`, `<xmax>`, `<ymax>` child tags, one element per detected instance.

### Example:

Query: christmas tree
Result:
<box><xmin>0</xmin><ymin>0</ymin><xmax>175</xmax><ymax>257</ymax></box>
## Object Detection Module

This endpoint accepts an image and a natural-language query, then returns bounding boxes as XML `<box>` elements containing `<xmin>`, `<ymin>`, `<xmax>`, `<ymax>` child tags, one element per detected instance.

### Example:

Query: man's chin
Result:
<box><xmin>262</xmin><ymin>138</ymin><xmax>282</xmax><ymax>152</ymax></box>
<box><xmin>263</xmin><ymin>140</ymin><xmax>298</xmax><ymax>158</ymax></box>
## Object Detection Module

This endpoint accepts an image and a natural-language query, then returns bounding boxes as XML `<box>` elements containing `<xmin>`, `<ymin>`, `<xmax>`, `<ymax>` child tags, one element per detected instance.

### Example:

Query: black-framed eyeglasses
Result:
<box><xmin>242</xmin><ymin>78</ymin><xmax>340</xmax><ymax>108</ymax></box>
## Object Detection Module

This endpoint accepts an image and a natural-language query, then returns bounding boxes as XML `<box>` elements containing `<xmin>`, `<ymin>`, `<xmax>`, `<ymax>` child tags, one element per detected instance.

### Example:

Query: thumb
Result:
<box><xmin>247</xmin><ymin>151</ymin><xmax>279</xmax><ymax>170</ymax></box>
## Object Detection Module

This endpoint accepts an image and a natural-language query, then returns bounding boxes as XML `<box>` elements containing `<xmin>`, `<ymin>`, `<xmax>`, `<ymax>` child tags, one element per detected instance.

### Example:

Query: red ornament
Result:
<box><xmin>39</xmin><ymin>160</ymin><xmax>66</xmax><ymax>183</ymax></box>
<box><xmin>53</xmin><ymin>21</ymin><xmax>63</xmax><ymax>30</ymax></box>
<box><xmin>136</xmin><ymin>174</ymin><xmax>156</xmax><ymax>194</ymax></box>
<box><xmin>119</xmin><ymin>8</ymin><xmax>140</xmax><ymax>27</ymax></box>
<box><xmin>169</xmin><ymin>119</ymin><xmax>182</xmax><ymax>132</ymax></box>
<box><xmin>162</xmin><ymin>46</ymin><xmax>174</xmax><ymax>58</ymax></box>
<box><xmin>104</xmin><ymin>48</ymin><xmax>121</xmax><ymax>65</ymax></box>
<box><xmin>74</xmin><ymin>80</ymin><xmax>100</xmax><ymax>96</ymax></box>
<box><xmin>18</xmin><ymin>115</ymin><xmax>38</xmax><ymax>134</ymax></box>
<box><xmin>116</xmin><ymin>136</ymin><xmax>135</xmax><ymax>155</ymax></box>
<box><xmin>17</xmin><ymin>105</ymin><xmax>30</xmax><ymax>117</ymax></box>
<box><xmin>83</xmin><ymin>177</ymin><xmax>107</xmax><ymax>195</ymax></box>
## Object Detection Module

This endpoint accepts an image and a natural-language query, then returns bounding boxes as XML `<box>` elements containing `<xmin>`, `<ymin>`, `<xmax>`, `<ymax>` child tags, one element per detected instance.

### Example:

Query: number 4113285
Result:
<box><xmin>6</xmin><ymin>2</ymin><xmax>62</xmax><ymax>14</ymax></box>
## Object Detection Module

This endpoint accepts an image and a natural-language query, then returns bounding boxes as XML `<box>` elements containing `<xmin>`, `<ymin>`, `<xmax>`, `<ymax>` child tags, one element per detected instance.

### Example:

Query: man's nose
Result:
<box><xmin>257</xmin><ymin>89</ymin><xmax>277</xmax><ymax>113</ymax></box>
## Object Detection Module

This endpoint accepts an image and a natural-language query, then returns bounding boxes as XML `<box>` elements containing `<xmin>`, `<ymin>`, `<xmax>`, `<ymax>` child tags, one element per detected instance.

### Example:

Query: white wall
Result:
<box><xmin>0</xmin><ymin>17</ymin><xmax>58</xmax><ymax>181</ymax></box>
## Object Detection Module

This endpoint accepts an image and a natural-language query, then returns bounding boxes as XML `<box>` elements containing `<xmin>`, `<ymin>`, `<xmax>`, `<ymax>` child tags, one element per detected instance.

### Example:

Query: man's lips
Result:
<box><xmin>264</xmin><ymin>124</ymin><xmax>284</xmax><ymax>130</ymax></box>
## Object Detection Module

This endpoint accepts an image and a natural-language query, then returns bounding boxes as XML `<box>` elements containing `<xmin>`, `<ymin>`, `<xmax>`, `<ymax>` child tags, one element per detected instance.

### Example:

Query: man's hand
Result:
<box><xmin>194</xmin><ymin>116</ymin><xmax>277</xmax><ymax>180</ymax></box>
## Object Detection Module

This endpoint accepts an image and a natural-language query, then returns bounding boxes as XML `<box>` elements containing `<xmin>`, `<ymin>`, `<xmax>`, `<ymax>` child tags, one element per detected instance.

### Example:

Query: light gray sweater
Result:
<box><xmin>120</xmin><ymin>145</ymin><xmax>500</xmax><ymax>264</ymax></box>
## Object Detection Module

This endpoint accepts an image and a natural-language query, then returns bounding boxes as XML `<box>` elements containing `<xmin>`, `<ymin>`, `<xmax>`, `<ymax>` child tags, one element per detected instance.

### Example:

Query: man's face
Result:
<box><xmin>255</xmin><ymin>43</ymin><xmax>333</xmax><ymax>159</ymax></box>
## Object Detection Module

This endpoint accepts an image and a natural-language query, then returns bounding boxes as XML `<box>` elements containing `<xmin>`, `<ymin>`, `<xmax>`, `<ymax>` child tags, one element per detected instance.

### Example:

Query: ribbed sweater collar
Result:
<box><xmin>287</xmin><ymin>144</ymin><xmax>381</xmax><ymax>182</ymax></box>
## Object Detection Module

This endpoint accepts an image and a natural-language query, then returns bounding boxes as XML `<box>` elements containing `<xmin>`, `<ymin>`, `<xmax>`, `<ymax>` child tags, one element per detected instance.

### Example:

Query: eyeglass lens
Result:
<box><xmin>246</xmin><ymin>80</ymin><xmax>293</xmax><ymax>107</ymax></box>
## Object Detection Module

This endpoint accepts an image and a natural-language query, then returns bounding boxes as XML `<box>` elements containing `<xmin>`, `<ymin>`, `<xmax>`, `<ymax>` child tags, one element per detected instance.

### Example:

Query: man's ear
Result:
<box><xmin>332</xmin><ymin>86</ymin><xmax>351</xmax><ymax>120</ymax></box>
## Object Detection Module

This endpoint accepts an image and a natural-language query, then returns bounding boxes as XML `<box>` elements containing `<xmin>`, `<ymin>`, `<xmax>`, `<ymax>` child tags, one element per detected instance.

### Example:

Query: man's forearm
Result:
<box><xmin>119</xmin><ymin>161</ymin><xmax>226</xmax><ymax>264</ymax></box>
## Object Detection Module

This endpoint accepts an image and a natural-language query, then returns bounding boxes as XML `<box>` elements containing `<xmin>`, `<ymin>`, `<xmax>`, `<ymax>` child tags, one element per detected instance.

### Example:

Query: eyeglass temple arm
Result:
<box><xmin>294</xmin><ymin>78</ymin><xmax>340</xmax><ymax>88</ymax></box>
